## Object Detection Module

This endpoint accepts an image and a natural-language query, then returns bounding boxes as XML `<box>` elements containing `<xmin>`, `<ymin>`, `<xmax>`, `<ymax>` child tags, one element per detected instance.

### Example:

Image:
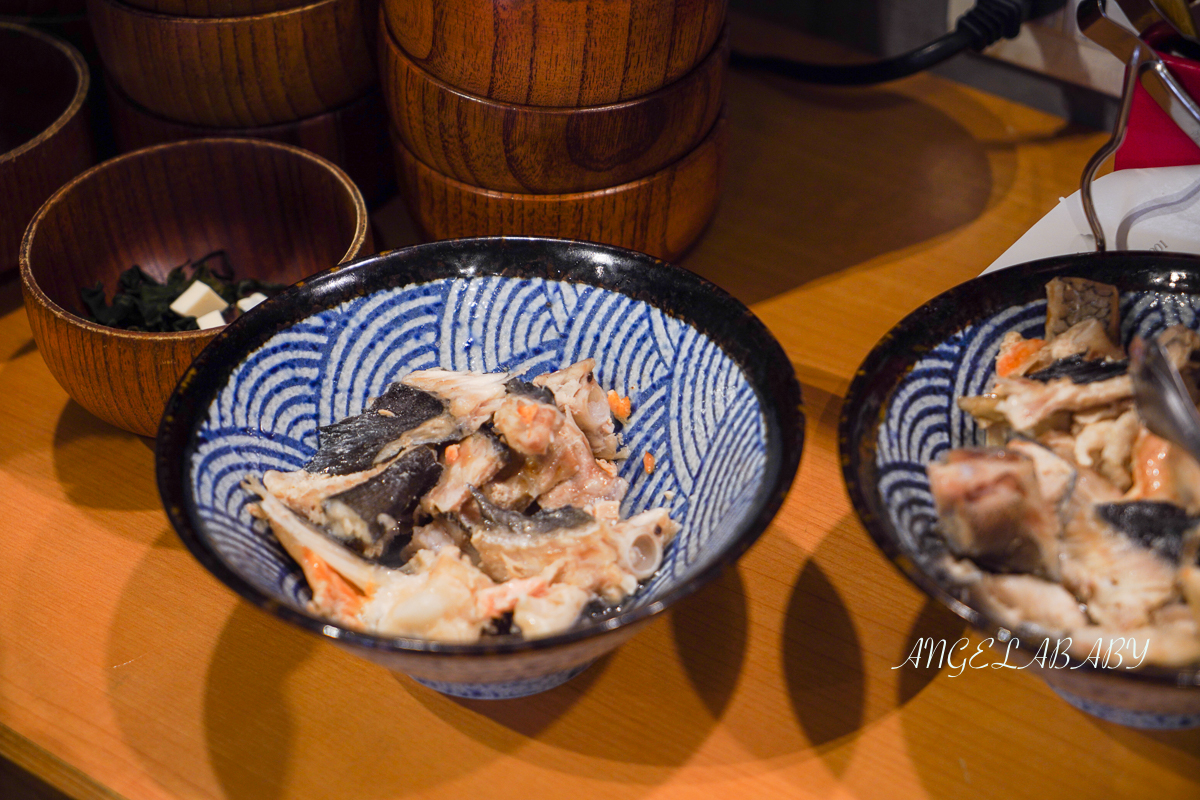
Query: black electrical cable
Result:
<box><xmin>729</xmin><ymin>0</ymin><xmax>1070</xmax><ymax>86</ymax></box>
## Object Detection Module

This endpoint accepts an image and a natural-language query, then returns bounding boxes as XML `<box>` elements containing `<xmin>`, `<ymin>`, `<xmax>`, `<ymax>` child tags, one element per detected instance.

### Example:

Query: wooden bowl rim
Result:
<box><xmin>395</xmin><ymin>113</ymin><xmax>728</xmax><ymax>201</ymax></box>
<box><xmin>0</xmin><ymin>22</ymin><xmax>89</xmax><ymax>166</ymax></box>
<box><xmin>381</xmin><ymin>13</ymin><xmax>729</xmax><ymax>115</ymax></box>
<box><xmin>105</xmin><ymin>76</ymin><xmax>382</xmax><ymax>134</ymax></box>
<box><xmin>90</xmin><ymin>0</ymin><xmax>345</xmax><ymax>24</ymax></box>
<box><xmin>0</xmin><ymin>11</ymin><xmax>89</xmax><ymax>22</ymax></box>
<box><xmin>19</xmin><ymin>136</ymin><xmax>370</xmax><ymax>342</ymax></box>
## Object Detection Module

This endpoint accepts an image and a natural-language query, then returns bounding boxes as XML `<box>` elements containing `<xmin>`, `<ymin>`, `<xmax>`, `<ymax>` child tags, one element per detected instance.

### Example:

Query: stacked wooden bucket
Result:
<box><xmin>85</xmin><ymin>0</ymin><xmax>392</xmax><ymax>203</ymax></box>
<box><xmin>379</xmin><ymin>0</ymin><xmax>728</xmax><ymax>261</ymax></box>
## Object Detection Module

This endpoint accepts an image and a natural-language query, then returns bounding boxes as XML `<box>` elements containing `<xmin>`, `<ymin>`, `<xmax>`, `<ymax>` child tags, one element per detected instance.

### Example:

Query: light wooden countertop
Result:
<box><xmin>2</xmin><ymin>12</ymin><xmax>1198</xmax><ymax>800</ymax></box>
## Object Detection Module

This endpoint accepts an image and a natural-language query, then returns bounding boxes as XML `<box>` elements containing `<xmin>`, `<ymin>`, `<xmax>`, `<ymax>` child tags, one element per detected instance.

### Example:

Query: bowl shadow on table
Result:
<box><xmin>107</xmin><ymin>550</ymin><xmax>501</xmax><ymax>800</ymax></box>
<box><xmin>402</xmin><ymin>579</ymin><xmax>749</xmax><ymax>778</ymax></box>
<box><xmin>779</xmin><ymin>529</ymin><xmax>964</xmax><ymax>775</ymax></box>
<box><xmin>51</xmin><ymin>398</ymin><xmax>161</xmax><ymax>514</ymax></box>
<box><xmin>678</xmin><ymin>72</ymin><xmax>1000</xmax><ymax>306</ymax></box>
<box><xmin>412</xmin><ymin>565</ymin><xmax>748</xmax><ymax>766</ymax></box>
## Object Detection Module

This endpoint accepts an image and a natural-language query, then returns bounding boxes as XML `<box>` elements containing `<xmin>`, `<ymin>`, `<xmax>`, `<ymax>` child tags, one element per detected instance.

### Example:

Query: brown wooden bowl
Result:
<box><xmin>115</xmin><ymin>0</ymin><xmax>306</xmax><ymax>18</ymax></box>
<box><xmin>105</xmin><ymin>78</ymin><xmax>394</xmax><ymax>207</ymax></box>
<box><xmin>395</xmin><ymin>114</ymin><xmax>727</xmax><ymax>262</ymax></box>
<box><xmin>382</xmin><ymin>0</ymin><xmax>726</xmax><ymax>107</ymax></box>
<box><xmin>0</xmin><ymin>23</ymin><xmax>93</xmax><ymax>274</ymax></box>
<box><xmin>19</xmin><ymin>138</ymin><xmax>372</xmax><ymax>437</ymax></box>
<box><xmin>87</xmin><ymin>0</ymin><xmax>378</xmax><ymax>127</ymax></box>
<box><xmin>380</xmin><ymin>12</ymin><xmax>725</xmax><ymax>194</ymax></box>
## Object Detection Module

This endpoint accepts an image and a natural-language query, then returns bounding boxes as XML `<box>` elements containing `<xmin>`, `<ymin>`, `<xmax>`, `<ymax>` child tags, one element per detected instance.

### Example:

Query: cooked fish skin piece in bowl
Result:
<box><xmin>156</xmin><ymin>237</ymin><xmax>803</xmax><ymax>699</ymax></box>
<box><xmin>840</xmin><ymin>251</ymin><xmax>1200</xmax><ymax>729</ymax></box>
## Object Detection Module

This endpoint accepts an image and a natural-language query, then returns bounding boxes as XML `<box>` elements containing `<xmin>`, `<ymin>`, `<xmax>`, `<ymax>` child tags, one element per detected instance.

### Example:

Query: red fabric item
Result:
<box><xmin>1115</xmin><ymin>23</ymin><xmax>1200</xmax><ymax>170</ymax></box>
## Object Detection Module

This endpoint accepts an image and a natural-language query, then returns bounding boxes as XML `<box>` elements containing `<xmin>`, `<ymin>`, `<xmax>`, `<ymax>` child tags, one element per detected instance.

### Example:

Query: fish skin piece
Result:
<box><xmin>504</xmin><ymin>377</ymin><xmax>555</xmax><ymax>405</ymax></box>
<box><xmin>1025</xmin><ymin>354</ymin><xmax>1128</xmax><ymax>385</ymax></box>
<box><xmin>467</xmin><ymin>487</ymin><xmax>595</xmax><ymax>536</ymax></box>
<box><xmin>1059</xmin><ymin>472</ymin><xmax>1178</xmax><ymax>630</ymax></box>
<box><xmin>262</xmin><ymin>462</ymin><xmax>391</xmax><ymax>524</ymax></box>
<box><xmin>1045</xmin><ymin>276</ymin><xmax>1119</xmax><ymax>343</ymax></box>
<box><xmin>401</xmin><ymin>368</ymin><xmax>510</xmax><ymax>430</ymax></box>
<box><xmin>1094</xmin><ymin>501</ymin><xmax>1197</xmax><ymax>562</ymax></box>
<box><xmin>322</xmin><ymin>446</ymin><xmax>443</xmax><ymax>564</ymax></box>
<box><xmin>304</xmin><ymin>385</ymin><xmax>447</xmax><ymax>475</ymax></box>
<box><xmin>927</xmin><ymin>448</ymin><xmax>1061</xmax><ymax>577</ymax></box>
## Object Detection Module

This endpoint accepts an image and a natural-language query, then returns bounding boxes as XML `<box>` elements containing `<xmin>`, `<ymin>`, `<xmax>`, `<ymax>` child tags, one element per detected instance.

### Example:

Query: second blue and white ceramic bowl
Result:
<box><xmin>839</xmin><ymin>251</ymin><xmax>1200</xmax><ymax>728</ymax></box>
<box><xmin>156</xmin><ymin>237</ymin><xmax>803</xmax><ymax>698</ymax></box>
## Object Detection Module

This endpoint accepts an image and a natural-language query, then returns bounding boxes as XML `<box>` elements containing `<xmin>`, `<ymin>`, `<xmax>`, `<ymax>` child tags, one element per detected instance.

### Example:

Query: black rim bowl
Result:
<box><xmin>156</xmin><ymin>236</ymin><xmax>805</xmax><ymax>660</ymax></box>
<box><xmin>839</xmin><ymin>250</ymin><xmax>1200</xmax><ymax>689</ymax></box>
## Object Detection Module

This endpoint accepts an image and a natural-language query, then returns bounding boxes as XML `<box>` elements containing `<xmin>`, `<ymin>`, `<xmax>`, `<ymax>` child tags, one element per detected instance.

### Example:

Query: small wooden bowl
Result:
<box><xmin>106</xmin><ymin>79</ymin><xmax>394</xmax><ymax>207</ymax></box>
<box><xmin>116</xmin><ymin>0</ymin><xmax>306</xmax><ymax>18</ymax></box>
<box><xmin>382</xmin><ymin>0</ymin><xmax>727</xmax><ymax>107</ymax></box>
<box><xmin>19</xmin><ymin>138</ymin><xmax>372</xmax><ymax>437</ymax></box>
<box><xmin>0</xmin><ymin>23</ymin><xmax>92</xmax><ymax>274</ymax></box>
<box><xmin>395</xmin><ymin>115</ymin><xmax>727</xmax><ymax>261</ymax></box>
<box><xmin>87</xmin><ymin>0</ymin><xmax>378</xmax><ymax>127</ymax></box>
<box><xmin>381</xmin><ymin>13</ymin><xmax>726</xmax><ymax>194</ymax></box>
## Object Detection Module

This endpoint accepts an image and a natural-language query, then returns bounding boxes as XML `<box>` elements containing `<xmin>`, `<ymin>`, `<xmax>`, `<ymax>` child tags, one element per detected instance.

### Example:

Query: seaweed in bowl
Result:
<box><xmin>156</xmin><ymin>237</ymin><xmax>803</xmax><ymax>699</ymax></box>
<box><xmin>839</xmin><ymin>251</ymin><xmax>1200</xmax><ymax>729</ymax></box>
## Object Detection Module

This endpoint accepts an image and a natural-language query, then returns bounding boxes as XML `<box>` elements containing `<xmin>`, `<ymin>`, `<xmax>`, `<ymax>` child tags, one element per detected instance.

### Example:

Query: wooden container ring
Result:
<box><xmin>114</xmin><ymin>0</ymin><xmax>308</xmax><ymax>18</ymax></box>
<box><xmin>395</xmin><ymin>114</ymin><xmax>727</xmax><ymax>262</ymax></box>
<box><xmin>0</xmin><ymin>23</ymin><xmax>93</xmax><ymax>274</ymax></box>
<box><xmin>382</xmin><ymin>0</ymin><xmax>727</xmax><ymax>108</ymax></box>
<box><xmin>381</xmin><ymin>13</ymin><xmax>726</xmax><ymax>194</ymax></box>
<box><xmin>105</xmin><ymin>79</ymin><xmax>394</xmax><ymax>207</ymax></box>
<box><xmin>87</xmin><ymin>0</ymin><xmax>378</xmax><ymax>127</ymax></box>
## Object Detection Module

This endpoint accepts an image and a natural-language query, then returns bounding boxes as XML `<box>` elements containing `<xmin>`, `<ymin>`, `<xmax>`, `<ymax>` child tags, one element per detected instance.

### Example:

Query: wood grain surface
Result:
<box><xmin>382</xmin><ymin>0</ymin><xmax>727</xmax><ymax>108</ymax></box>
<box><xmin>116</xmin><ymin>0</ymin><xmax>306</xmax><ymax>18</ymax></box>
<box><xmin>2</xmin><ymin>11</ymin><xmax>1199</xmax><ymax>800</ymax></box>
<box><xmin>106</xmin><ymin>79</ymin><xmax>394</xmax><ymax>207</ymax></box>
<box><xmin>396</xmin><ymin>115</ymin><xmax>727</xmax><ymax>260</ymax></box>
<box><xmin>87</xmin><ymin>0</ymin><xmax>379</xmax><ymax>127</ymax></box>
<box><xmin>19</xmin><ymin>138</ymin><xmax>371</xmax><ymax>437</ymax></box>
<box><xmin>380</xmin><ymin>11</ymin><xmax>726</xmax><ymax>193</ymax></box>
<box><xmin>0</xmin><ymin>23</ymin><xmax>92</xmax><ymax>275</ymax></box>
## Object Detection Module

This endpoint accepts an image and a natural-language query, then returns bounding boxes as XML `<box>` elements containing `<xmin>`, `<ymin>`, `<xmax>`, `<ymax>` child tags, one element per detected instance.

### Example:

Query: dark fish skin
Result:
<box><xmin>467</xmin><ymin>487</ymin><xmax>594</xmax><ymax>535</ymax></box>
<box><xmin>305</xmin><ymin>385</ymin><xmax>447</xmax><ymax>474</ymax></box>
<box><xmin>1095</xmin><ymin>501</ymin><xmax>1197</xmax><ymax>562</ymax></box>
<box><xmin>1026</xmin><ymin>355</ymin><xmax>1128</xmax><ymax>385</ymax></box>
<box><xmin>322</xmin><ymin>446</ymin><xmax>443</xmax><ymax>565</ymax></box>
<box><xmin>369</xmin><ymin>383</ymin><xmax>445</xmax><ymax>416</ymax></box>
<box><xmin>504</xmin><ymin>377</ymin><xmax>556</xmax><ymax>406</ymax></box>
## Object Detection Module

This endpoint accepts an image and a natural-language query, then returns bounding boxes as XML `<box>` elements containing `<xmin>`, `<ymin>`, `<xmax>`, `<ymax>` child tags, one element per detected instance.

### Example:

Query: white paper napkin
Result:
<box><xmin>984</xmin><ymin>165</ymin><xmax>1200</xmax><ymax>274</ymax></box>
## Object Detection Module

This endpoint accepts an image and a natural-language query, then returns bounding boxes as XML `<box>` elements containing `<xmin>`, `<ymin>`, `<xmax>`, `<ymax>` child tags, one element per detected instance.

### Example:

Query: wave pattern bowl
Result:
<box><xmin>156</xmin><ymin>237</ymin><xmax>803</xmax><ymax>698</ymax></box>
<box><xmin>840</xmin><ymin>252</ymin><xmax>1200</xmax><ymax>729</ymax></box>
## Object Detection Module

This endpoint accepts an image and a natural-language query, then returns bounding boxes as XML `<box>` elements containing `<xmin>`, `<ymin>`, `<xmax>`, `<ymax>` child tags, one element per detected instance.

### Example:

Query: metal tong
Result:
<box><xmin>1078</xmin><ymin>0</ymin><xmax>1200</xmax><ymax>249</ymax></box>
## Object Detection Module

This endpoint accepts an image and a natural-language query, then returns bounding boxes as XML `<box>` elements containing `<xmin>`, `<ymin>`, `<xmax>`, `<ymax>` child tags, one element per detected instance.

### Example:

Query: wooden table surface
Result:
<box><xmin>3</xmin><ymin>12</ymin><xmax>1198</xmax><ymax>800</ymax></box>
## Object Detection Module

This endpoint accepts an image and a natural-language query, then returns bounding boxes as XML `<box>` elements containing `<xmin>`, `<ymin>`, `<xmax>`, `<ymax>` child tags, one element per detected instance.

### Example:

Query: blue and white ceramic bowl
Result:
<box><xmin>839</xmin><ymin>252</ymin><xmax>1200</xmax><ymax>728</ymax></box>
<box><xmin>157</xmin><ymin>237</ymin><xmax>803</xmax><ymax>698</ymax></box>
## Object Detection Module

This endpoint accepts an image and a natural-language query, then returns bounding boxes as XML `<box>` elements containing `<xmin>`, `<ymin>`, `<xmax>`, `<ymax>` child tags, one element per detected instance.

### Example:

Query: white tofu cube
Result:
<box><xmin>236</xmin><ymin>292</ymin><xmax>268</xmax><ymax>312</ymax></box>
<box><xmin>169</xmin><ymin>280</ymin><xmax>228</xmax><ymax>319</ymax></box>
<box><xmin>195</xmin><ymin>309</ymin><xmax>227</xmax><ymax>330</ymax></box>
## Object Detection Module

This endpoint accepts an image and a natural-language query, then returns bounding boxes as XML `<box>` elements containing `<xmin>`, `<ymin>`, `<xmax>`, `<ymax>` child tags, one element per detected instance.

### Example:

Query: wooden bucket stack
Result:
<box><xmin>85</xmin><ymin>0</ymin><xmax>393</xmax><ymax>204</ymax></box>
<box><xmin>380</xmin><ymin>0</ymin><xmax>728</xmax><ymax>261</ymax></box>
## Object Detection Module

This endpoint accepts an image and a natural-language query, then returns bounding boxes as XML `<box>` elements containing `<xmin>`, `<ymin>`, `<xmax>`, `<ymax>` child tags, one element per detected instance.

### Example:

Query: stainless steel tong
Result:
<box><xmin>1077</xmin><ymin>0</ymin><xmax>1200</xmax><ymax>249</ymax></box>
